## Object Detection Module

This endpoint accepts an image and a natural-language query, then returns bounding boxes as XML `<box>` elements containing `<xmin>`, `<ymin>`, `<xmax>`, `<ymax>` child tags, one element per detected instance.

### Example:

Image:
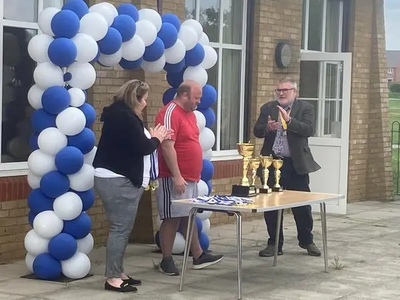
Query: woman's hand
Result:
<box><xmin>150</xmin><ymin>124</ymin><xmax>170</xmax><ymax>143</ymax></box>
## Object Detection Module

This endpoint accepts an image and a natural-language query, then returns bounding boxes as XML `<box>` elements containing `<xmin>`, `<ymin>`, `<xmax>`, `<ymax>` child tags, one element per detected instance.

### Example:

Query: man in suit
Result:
<box><xmin>253</xmin><ymin>77</ymin><xmax>321</xmax><ymax>257</ymax></box>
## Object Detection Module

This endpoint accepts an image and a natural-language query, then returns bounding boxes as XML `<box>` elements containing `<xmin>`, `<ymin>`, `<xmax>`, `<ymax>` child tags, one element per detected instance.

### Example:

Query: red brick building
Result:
<box><xmin>0</xmin><ymin>0</ymin><xmax>392</xmax><ymax>263</ymax></box>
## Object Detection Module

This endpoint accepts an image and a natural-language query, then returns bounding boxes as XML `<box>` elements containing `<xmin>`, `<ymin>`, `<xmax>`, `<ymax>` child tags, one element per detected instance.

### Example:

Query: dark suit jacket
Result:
<box><xmin>253</xmin><ymin>99</ymin><xmax>321</xmax><ymax>175</ymax></box>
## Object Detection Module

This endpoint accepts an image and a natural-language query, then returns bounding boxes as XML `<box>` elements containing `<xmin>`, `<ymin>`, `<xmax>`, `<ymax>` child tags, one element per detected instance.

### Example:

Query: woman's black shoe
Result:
<box><xmin>123</xmin><ymin>276</ymin><xmax>142</xmax><ymax>286</ymax></box>
<box><xmin>104</xmin><ymin>281</ymin><xmax>138</xmax><ymax>292</ymax></box>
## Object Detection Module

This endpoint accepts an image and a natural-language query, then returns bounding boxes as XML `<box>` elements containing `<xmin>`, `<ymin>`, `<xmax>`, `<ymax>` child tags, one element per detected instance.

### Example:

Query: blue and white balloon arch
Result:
<box><xmin>24</xmin><ymin>0</ymin><xmax>217</xmax><ymax>280</ymax></box>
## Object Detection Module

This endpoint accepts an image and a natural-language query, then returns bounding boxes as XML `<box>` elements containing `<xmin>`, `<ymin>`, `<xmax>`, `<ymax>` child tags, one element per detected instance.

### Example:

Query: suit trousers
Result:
<box><xmin>260</xmin><ymin>157</ymin><xmax>314</xmax><ymax>250</ymax></box>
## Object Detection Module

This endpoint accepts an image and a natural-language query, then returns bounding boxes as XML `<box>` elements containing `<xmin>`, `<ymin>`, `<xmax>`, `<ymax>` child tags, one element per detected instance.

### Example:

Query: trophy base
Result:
<box><xmin>231</xmin><ymin>185</ymin><xmax>258</xmax><ymax>197</ymax></box>
<box><xmin>259</xmin><ymin>187</ymin><xmax>272</xmax><ymax>194</ymax></box>
<box><xmin>272</xmin><ymin>186</ymin><xmax>283</xmax><ymax>192</ymax></box>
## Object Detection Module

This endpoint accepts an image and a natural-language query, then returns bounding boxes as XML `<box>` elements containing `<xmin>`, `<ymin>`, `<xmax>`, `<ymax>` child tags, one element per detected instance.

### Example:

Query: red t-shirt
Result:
<box><xmin>155</xmin><ymin>101</ymin><xmax>202</xmax><ymax>182</ymax></box>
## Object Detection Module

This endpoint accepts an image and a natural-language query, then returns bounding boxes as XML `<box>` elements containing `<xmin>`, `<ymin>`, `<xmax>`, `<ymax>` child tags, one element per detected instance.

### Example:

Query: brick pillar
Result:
<box><xmin>347</xmin><ymin>0</ymin><xmax>393</xmax><ymax>202</ymax></box>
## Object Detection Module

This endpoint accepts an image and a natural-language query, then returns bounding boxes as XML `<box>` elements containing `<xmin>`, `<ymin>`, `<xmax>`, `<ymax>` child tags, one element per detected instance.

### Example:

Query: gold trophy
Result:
<box><xmin>272</xmin><ymin>159</ymin><xmax>284</xmax><ymax>192</ymax></box>
<box><xmin>248</xmin><ymin>158</ymin><xmax>261</xmax><ymax>195</ymax></box>
<box><xmin>231</xmin><ymin>143</ymin><xmax>255</xmax><ymax>197</ymax></box>
<box><xmin>259</xmin><ymin>155</ymin><xmax>274</xmax><ymax>193</ymax></box>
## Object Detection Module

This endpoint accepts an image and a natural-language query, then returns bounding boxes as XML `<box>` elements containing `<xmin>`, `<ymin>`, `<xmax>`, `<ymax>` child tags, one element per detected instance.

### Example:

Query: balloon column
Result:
<box><xmin>23</xmin><ymin>0</ymin><xmax>218</xmax><ymax>279</ymax></box>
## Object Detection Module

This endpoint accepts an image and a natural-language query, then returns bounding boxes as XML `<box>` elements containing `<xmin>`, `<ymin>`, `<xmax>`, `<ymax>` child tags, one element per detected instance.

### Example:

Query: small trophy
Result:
<box><xmin>248</xmin><ymin>158</ymin><xmax>261</xmax><ymax>195</ymax></box>
<box><xmin>272</xmin><ymin>159</ymin><xmax>284</xmax><ymax>192</ymax></box>
<box><xmin>259</xmin><ymin>155</ymin><xmax>274</xmax><ymax>193</ymax></box>
<box><xmin>231</xmin><ymin>143</ymin><xmax>255</xmax><ymax>197</ymax></box>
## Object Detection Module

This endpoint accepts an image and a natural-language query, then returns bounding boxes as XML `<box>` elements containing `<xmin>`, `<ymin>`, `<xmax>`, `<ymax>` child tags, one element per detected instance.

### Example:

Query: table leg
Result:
<box><xmin>179</xmin><ymin>208</ymin><xmax>197</xmax><ymax>292</ymax></box>
<box><xmin>273</xmin><ymin>209</ymin><xmax>283</xmax><ymax>267</ymax></box>
<box><xmin>233</xmin><ymin>212</ymin><xmax>243</xmax><ymax>300</ymax></box>
<box><xmin>320</xmin><ymin>202</ymin><xmax>329</xmax><ymax>273</ymax></box>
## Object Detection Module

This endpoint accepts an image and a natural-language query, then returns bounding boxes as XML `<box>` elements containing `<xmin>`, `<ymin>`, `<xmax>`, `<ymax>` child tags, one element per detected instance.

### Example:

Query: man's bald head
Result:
<box><xmin>175</xmin><ymin>80</ymin><xmax>202</xmax><ymax>112</ymax></box>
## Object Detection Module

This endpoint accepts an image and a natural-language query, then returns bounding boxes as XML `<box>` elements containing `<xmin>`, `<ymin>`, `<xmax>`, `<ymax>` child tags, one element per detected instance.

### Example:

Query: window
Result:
<box><xmin>302</xmin><ymin>0</ymin><xmax>344</xmax><ymax>52</ymax></box>
<box><xmin>185</xmin><ymin>0</ymin><xmax>247</xmax><ymax>157</ymax></box>
<box><xmin>0</xmin><ymin>0</ymin><xmax>64</xmax><ymax>176</ymax></box>
<box><xmin>388</xmin><ymin>68</ymin><xmax>393</xmax><ymax>75</ymax></box>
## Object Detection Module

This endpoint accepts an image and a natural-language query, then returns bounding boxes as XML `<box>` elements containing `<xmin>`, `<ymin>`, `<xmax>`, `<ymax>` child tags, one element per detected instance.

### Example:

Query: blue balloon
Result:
<box><xmin>158</xmin><ymin>22</ymin><xmax>178</xmax><ymax>49</ymax></box>
<box><xmin>144</xmin><ymin>37</ymin><xmax>165</xmax><ymax>62</ymax></box>
<box><xmin>111</xmin><ymin>14</ymin><xmax>136</xmax><ymax>42</ymax></box>
<box><xmin>201</xmin><ymin>159</ymin><xmax>214</xmax><ymax>182</ymax></box>
<box><xmin>28</xmin><ymin>189</ymin><xmax>54</xmax><ymax>215</ymax></box>
<box><xmin>68</xmin><ymin>128</ymin><xmax>95</xmax><ymax>154</ymax></box>
<box><xmin>161</xmin><ymin>13</ymin><xmax>181</xmax><ymax>31</ymax></box>
<box><xmin>185</xmin><ymin>43</ymin><xmax>205</xmax><ymax>67</ymax></box>
<box><xmin>33</xmin><ymin>253</ymin><xmax>62</xmax><ymax>280</ymax></box>
<box><xmin>98</xmin><ymin>27</ymin><xmax>122</xmax><ymax>55</ymax></box>
<box><xmin>164</xmin><ymin>60</ymin><xmax>185</xmax><ymax>74</ymax></box>
<box><xmin>29</xmin><ymin>133</ymin><xmax>39</xmax><ymax>150</ymax></box>
<box><xmin>199</xmin><ymin>231</ymin><xmax>209</xmax><ymax>251</ymax></box>
<box><xmin>76</xmin><ymin>189</ymin><xmax>95</xmax><ymax>211</ymax></box>
<box><xmin>28</xmin><ymin>210</ymin><xmax>36</xmax><ymax>227</ymax></box>
<box><xmin>163</xmin><ymin>88</ymin><xmax>176</xmax><ymax>105</ymax></box>
<box><xmin>51</xmin><ymin>10</ymin><xmax>80</xmax><ymax>38</ymax></box>
<box><xmin>117</xmin><ymin>3</ymin><xmax>139</xmax><ymax>22</ymax></box>
<box><xmin>198</xmin><ymin>84</ymin><xmax>217</xmax><ymax>110</ymax></box>
<box><xmin>78</xmin><ymin>103</ymin><xmax>96</xmax><ymax>128</ymax></box>
<box><xmin>40</xmin><ymin>171</ymin><xmax>70</xmax><ymax>198</ymax></box>
<box><xmin>195</xmin><ymin>216</ymin><xmax>203</xmax><ymax>235</ymax></box>
<box><xmin>166</xmin><ymin>69</ymin><xmax>184</xmax><ymax>88</ymax></box>
<box><xmin>199</xmin><ymin>108</ymin><xmax>216</xmax><ymax>128</ymax></box>
<box><xmin>62</xmin><ymin>0</ymin><xmax>89</xmax><ymax>19</ymax></box>
<box><xmin>55</xmin><ymin>146</ymin><xmax>84</xmax><ymax>174</ymax></box>
<box><xmin>63</xmin><ymin>212</ymin><xmax>92</xmax><ymax>239</ymax></box>
<box><xmin>48</xmin><ymin>37</ymin><xmax>77</xmax><ymax>67</ymax></box>
<box><xmin>119</xmin><ymin>57</ymin><xmax>143</xmax><ymax>70</ymax></box>
<box><xmin>206</xmin><ymin>180</ymin><xmax>212</xmax><ymax>195</ymax></box>
<box><xmin>31</xmin><ymin>109</ymin><xmax>56</xmax><ymax>133</ymax></box>
<box><xmin>49</xmin><ymin>233</ymin><xmax>77</xmax><ymax>261</ymax></box>
<box><xmin>42</xmin><ymin>86</ymin><xmax>71</xmax><ymax>115</ymax></box>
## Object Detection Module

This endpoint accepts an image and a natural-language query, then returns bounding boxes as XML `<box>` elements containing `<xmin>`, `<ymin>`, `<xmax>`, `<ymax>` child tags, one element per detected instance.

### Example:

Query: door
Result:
<box><xmin>298</xmin><ymin>52</ymin><xmax>352</xmax><ymax>214</ymax></box>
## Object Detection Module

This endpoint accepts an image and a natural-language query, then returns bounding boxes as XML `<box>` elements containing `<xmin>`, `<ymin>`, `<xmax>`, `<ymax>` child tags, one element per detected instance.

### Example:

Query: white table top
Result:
<box><xmin>172</xmin><ymin>190</ymin><xmax>344</xmax><ymax>213</ymax></box>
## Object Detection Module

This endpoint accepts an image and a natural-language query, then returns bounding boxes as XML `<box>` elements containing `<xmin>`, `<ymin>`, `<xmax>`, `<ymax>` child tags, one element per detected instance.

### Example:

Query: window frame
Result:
<box><xmin>192</xmin><ymin>0</ymin><xmax>248</xmax><ymax>160</ymax></box>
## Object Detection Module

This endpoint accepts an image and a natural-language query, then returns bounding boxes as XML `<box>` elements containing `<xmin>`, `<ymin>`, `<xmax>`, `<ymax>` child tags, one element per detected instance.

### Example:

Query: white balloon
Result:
<box><xmin>79</xmin><ymin>12</ymin><xmax>108</xmax><ymax>41</ymax></box>
<box><xmin>138</xmin><ymin>8</ymin><xmax>162</xmax><ymax>32</ymax></box>
<box><xmin>27</xmin><ymin>150</ymin><xmax>56</xmax><ymax>177</ymax></box>
<box><xmin>197</xmin><ymin>179</ymin><xmax>209</xmax><ymax>196</ymax></box>
<box><xmin>84</xmin><ymin>146</ymin><xmax>97</xmax><ymax>165</ymax></box>
<box><xmin>172</xmin><ymin>232</ymin><xmax>185</xmax><ymax>254</ymax></box>
<box><xmin>24</xmin><ymin>229</ymin><xmax>49</xmax><ymax>256</ymax></box>
<box><xmin>88</xmin><ymin>2</ymin><xmax>118</xmax><ymax>26</ymax></box>
<box><xmin>67</xmin><ymin>62</ymin><xmax>96</xmax><ymax>90</ymax></box>
<box><xmin>33</xmin><ymin>211</ymin><xmax>64</xmax><ymax>239</ymax></box>
<box><xmin>68</xmin><ymin>88</ymin><xmax>86</xmax><ymax>107</ymax></box>
<box><xmin>53</xmin><ymin>192</ymin><xmax>83</xmax><ymax>221</ymax></box>
<box><xmin>182</xmin><ymin>19</ymin><xmax>203</xmax><ymax>41</ymax></box>
<box><xmin>38</xmin><ymin>127</ymin><xmax>67</xmax><ymax>156</ymax></box>
<box><xmin>61</xmin><ymin>252</ymin><xmax>91</xmax><ymax>279</ymax></box>
<box><xmin>72</xmin><ymin>33</ymin><xmax>98</xmax><ymax>63</ymax></box>
<box><xmin>197</xmin><ymin>210</ymin><xmax>213</xmax><ymax>220</ymax></box>
<box><xmin>56</xmin><ymin>107</ymin><xmax>86</xmax><ymax>136</ymax></box>
<box><xmin>27</xmin><ymin>171</ymin><xmax>42</xmax><ymax>189</ymax></box>
<box><xmin>76</xmin><ymin>233</ymin><xmax>94</xmax><ymax>255</ymax></box>
<box><xmin>98</xmin><ymin>49</ymin><xmax>122</xmax><ymax>67</ymax></box>
<box><xmin>135</xmin><ymin>20</ymin><xmax>157</xmax><ymax>46</ymax></box>
<box><xmin>202</xmin><ymin>218</ymin><xmax>211</xmax><ymax>233</ymax></box>
<box><xmin>200</xmin><ymin>45</ymin><xmax>218</xmax><ymax>70</ymax></box>
<box><xmin>25</xmin><ymin>253</ymin><xmax>36</xmax><ymax>273</ymax></box>
<box><xmin>28</xmin><ymin>34</ymin><xmax>53</xmax><ymax>63</ymax></box>
<box><xmin>194</xmin><ymin>110</ymin><xmax>206</xmax><ymax>131</ymax></box>
<box><xmin>202</xmin><ymin>149</ymin><xmax>213</xmax><ymax>160</ymax></box>
<box><xmin>183</xmin><ymin>66</ymin><xmax>208</xmax><ymax>87</ymax></box>
<box><xmin>164</xmin><ymin>39</ymin><xmax>186</xmax><ymax>64</ymax></box>
<box><xmin>68</xmin><ymin>164</ymin><xmax>94</xmax><ymax>192</ymax></box>
<box><xmin>199</xmin><ymin>32</ymin><xmax>210</xmax><ymax>46</ymax></box>
<box><xmin>33</xmin><ymin>62</ymin><xmax>64</xmax><ymax>90</ymax></box>
<box><xmin>27</xmin><ymin>84</ymin><xmax>44</xmax><ymax>110</ymax></box>
<box><xmin>178</xmin><ymin>25</ymin><xmax>198</xmax><ymax>51</ymax></box>
<box><xmin>38</xmin><ymin>7</ymin><xmax>59</xmax><ymax>36</ymax></box>
<box><xmin>121</xmin><ymin>35</ymin><xmax>145</xmax><ymax>61</ymax></box>
<box><xmin>142</xmin><ymin>55</ymin><xmax>166</xmax><ymax>73</ymax></box>
<box><xmin>199</xmin><ymin>127</ymin><xmax>215</xmax><ymax>152</ymax></box>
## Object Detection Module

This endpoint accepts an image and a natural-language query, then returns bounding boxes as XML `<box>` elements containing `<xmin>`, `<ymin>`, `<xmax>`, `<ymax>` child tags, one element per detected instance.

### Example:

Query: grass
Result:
<box><xmin>389</xmin><ymin>97</ymin><xmax>400</xmax><ymax>194</ymax></box>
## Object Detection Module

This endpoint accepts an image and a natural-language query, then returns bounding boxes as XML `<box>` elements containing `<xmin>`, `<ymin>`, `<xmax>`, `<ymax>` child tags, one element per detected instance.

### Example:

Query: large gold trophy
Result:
<box><xmin>271</xmin><ymin>158</ymin><xmax>283</xmax><ymax>192</ymax></box>
<box><xmin>232</xmin><ymin>143</ymin><xmax>258</xmax><ymax>197</ymax></box>
<box><xmin>259</xmin><ymin>155</ymin><xmax>274</xmax><ymax>193</ymax></box>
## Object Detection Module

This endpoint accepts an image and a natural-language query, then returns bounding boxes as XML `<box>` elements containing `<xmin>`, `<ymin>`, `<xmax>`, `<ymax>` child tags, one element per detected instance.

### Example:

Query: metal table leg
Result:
<box><xmin>179</xmin><ymin>208</ymin><xmax>197</xmax><ymax>292</ymax></box>
<box><xmin>320</xmin><ymin>202</ymin><xmax>329</xmax><ymax>273</ymax></box>
<box><xmin>233</xmin><ymin>212</ymin><xmax>243</xmax><ymax>300</ymax></box>
<box><xmin>273</xmin><ymin>209</ymin><xmax>283</xmax><ymax>267</ymax></box>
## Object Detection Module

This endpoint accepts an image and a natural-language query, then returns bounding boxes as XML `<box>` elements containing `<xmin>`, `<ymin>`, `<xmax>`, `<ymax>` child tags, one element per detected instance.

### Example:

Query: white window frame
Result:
<box><xmin>0</xmin><ymin>0</ymin><xmax>64</xmax><ymax>177</ymax></box>
<box><xmin>192</xmin><ymin>0</ymin><xmax>247</xmax><ymax>161</ymax></box>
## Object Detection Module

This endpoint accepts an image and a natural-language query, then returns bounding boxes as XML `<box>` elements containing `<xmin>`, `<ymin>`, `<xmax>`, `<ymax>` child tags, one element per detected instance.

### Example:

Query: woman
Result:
<box><xmin>93</xmin><ymin>79</ymin><xmax>169</xmax><ymax>293</ymax></box>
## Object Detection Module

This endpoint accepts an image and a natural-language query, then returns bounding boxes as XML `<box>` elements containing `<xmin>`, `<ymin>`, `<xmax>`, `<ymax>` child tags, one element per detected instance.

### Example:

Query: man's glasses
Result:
<box><xmin>275</xmin><ymin>88</ymin><xmax>295</xmax><ymax>94</ymax></box>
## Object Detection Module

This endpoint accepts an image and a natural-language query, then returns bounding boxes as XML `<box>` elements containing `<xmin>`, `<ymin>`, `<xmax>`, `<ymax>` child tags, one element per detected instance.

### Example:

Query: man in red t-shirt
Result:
<box><xmin>155</xmin><ymin>80</ymin><xmax>223</xmax><ymax>276</ymax></box>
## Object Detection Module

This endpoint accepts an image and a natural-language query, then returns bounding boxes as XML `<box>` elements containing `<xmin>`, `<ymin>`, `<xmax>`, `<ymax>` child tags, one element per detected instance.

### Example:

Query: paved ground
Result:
<box><xmin>0</xmin><ymin>200</ymin><xmax>399</xmax><ymax>299</ymax></box>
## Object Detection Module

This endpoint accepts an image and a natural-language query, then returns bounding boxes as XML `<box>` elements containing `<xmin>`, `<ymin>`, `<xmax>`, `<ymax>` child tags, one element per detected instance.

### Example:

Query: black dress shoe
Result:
<box><xmin>122</xmin><ymin>276</ymin><xmax>142</xmax><ymax>286</ymax></box>
<box><xmin>104</xmin><ymin>281</ymin><xmax>138</xmax><ymax>292</ymax></box>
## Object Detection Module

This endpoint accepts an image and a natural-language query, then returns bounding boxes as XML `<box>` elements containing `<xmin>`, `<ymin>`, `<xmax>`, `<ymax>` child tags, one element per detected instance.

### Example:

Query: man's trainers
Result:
<box><xmin>193</xmin><ymin>252</ymin><xmax>224</xmax><ymax>269</ymax></box>
<box><xmin>258</xmin><ymin>245</ymin><xmax>283</xmax><ymax>257</ymax></box>
<box><xmin>159</xmin><ymin>256</ymin><xmax>179</xmax><ymax>276</ymax></box>
<box><xmin>299</xmin><ymin>242</ymin><xmax>321</xmax><ymax>256</ymax></box>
